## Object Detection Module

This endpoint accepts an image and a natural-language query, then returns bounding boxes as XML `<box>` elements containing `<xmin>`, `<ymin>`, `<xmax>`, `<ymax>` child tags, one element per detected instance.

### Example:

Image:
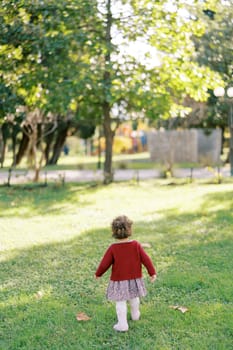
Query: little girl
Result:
<box><xmin>95</xmin><ymin>215</ymin><xmax>157</xmax><ymax>332</ymax></box>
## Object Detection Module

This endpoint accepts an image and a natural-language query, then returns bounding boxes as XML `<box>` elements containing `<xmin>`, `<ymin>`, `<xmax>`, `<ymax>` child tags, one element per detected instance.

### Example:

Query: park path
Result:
<box><xmin>0</xmin><ymin>166</ymin><xmax>231</xmax><ymax>185</ymax></box>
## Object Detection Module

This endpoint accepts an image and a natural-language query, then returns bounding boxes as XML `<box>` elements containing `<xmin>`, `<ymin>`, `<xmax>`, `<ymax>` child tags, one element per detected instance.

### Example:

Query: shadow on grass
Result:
<box><xmin>1</xmin><ymin>192</ymin><xmax>233</xmax><ymax>350</ymax></box>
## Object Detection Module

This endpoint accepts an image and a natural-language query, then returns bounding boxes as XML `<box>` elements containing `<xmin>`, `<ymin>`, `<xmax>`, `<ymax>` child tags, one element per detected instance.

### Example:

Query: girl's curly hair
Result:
<box><xmin>111</xmin><ymin>215</ymin><xmax>133</xmax><ymax>239</ymax></box>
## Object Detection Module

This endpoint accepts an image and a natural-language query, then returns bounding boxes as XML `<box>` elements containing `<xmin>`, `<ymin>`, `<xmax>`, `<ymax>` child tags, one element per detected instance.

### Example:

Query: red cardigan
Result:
<box><xmin>95</xmin><ymin>240</ymin><xmax>156</xmax><ymax>281</ymax></box>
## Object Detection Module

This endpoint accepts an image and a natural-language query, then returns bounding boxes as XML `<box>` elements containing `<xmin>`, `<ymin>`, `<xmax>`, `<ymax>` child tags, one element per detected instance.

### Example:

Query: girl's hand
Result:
<box><xmin>150</xmin><ymin>274</ymin><xmax>157</xmax><ymax>283</ymax></box>
<box><xmin>95</xmin><ymin>275</ymin><xmax>100</xmax><ymax>280</ymax></box>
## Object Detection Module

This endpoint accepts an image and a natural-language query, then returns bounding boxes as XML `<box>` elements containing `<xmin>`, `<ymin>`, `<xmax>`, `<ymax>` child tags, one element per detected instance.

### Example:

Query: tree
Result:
<box><xmin>89</xmin><ymin>0</ymin><xmax>222</xmax><ymax>183</ymax></box>
<box><xmin>192</xmin><ymin>1</ymin><xmax>233</xmax><ymax>160</ymax></box>
<box><xmin>0</xmin><ymin>0</ymin><xmax>102</xmax><ymax>177</ymax></box>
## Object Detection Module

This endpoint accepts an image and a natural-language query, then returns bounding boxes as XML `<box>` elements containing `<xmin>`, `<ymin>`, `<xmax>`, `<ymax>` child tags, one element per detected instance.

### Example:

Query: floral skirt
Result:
<box><xmin>106</xmin><ymin>278</ymin><xmax>147</xmax><ymax>301</ymax></box>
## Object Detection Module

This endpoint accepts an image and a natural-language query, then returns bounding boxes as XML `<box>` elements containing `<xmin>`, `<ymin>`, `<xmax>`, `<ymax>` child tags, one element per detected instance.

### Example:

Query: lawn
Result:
<box><xmin>0</xmin><ymin>180</ymin><xmax>233</xmax><ymax>350</ymax></box>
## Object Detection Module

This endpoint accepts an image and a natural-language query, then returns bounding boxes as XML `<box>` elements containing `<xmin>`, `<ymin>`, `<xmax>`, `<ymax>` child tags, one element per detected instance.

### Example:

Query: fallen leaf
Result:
<box><xmin>178</xmin><ymin>306</ymin><xmax>189</xmax><ymax>313</ymax></box>
<box><xmin>169</xmin><ymin>305</ymin><xmax>188</xmax><ymax>313</ymax></box>
<box><xmin>141</xmin><ymin>243</ymin><xmax>152</xmax><ymax>248</ymax></box>
<box><xmin>169</xmin><ymin>305</ymin><xmax>179</xmax><ymax>310</ymax></box>
<box><xmin>35</xmin><ymin>291</ymin><xmax>44</xmax><ymax>299</ymax></box>
<box><xmin>76</xmin><ymin>312</ymin><xmax>91</xmax><ymax>321</ymax></box>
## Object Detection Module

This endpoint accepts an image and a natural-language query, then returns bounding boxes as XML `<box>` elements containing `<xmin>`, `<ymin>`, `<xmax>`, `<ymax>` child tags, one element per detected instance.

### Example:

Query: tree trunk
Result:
<box><xmin>48</xmin><ymin>120</ymin><xmax>70</xmax><ymax>165</ymax></box>
<box><xmin>32</xmin><ymin>142</ymin><xmax>40</xmax><ymax>182</ymax></box>
<box><xmin>102</xmin><ymin>0</ymin><xmax>114</xmax><ymax>184</ymax></box>
<box><xmin>220</xmin><ymin>126</ymin><xmax>225</xmax><ymax>155</ymax></box>
<box><xmin>11</xmin><ymin>124</ymin><xmax>20</xmax><ymax>167</ymax></box>
<box><xmin>15</xmin><ymin>133</ymin><xmax>29</xmax><ymax>166</ymax></box>
<box><xmin>44</xmin><ymin>139</ymin><xmax>52</xmax><ymax>165</ymax></box>
<box><xmin>229</xmin><ymin>105</ymin><xmax>233</xmax><ymax>176</ymax></box>
<box><xmin>44</xmin><ymin>123</ymin><xmax>56</xmax><ymax>165</ymax></box>
<box><xmin>0</xmin><ymin>141</ymin><xmax>6</xmax><ymax>168</ymax></box>
<box><xmin>230</xmin><ymin>128</ymin><xmax>233</xmax><ymax>176</ymax></box>
<box><xmin>0</xmin><ymin>123</ymin><xmax>8</xmax><ymax>168</ymax></box>
<box><xmin>103</xmin><ymin>103</ymin><xmax>114</xmax><ymax>184</ymax></box>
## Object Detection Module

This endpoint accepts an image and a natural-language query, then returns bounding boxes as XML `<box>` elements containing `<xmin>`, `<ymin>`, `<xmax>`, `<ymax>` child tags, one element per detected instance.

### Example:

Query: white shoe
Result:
<box><xmin>131</xmin><ymin>310</ymin><xmax>140</xmax><ymax>321</ymax></box>
<box><xmin>113</xmin><ymin>323</ymin><xmax>129</xmax><ymax>332</ymax></box>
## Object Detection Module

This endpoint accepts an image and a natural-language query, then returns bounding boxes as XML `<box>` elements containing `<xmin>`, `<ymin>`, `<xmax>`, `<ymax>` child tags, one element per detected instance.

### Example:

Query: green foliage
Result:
<box><xmin>193</xmin><ymin>1</ymin><xmax>233</xmax><ymax>127</ymax></box>
<box><xmin>0</xmin><ymin>80</ymin><xmax>24</xmax><ymax>118</ymax></box>
<box><xmin>195</xmin><ymin>1</ymin><xmax>233</xmax><ymax>82</ymax></box>
<box><xmin>0</xmin><ymin>0</ymin><xmax>102</xmax><ymax>115</ymax></box>
<box><xmin>0</xmin><ymin>181</ymin><xmax>233</xmax><ymax>349</ymax></box>
<box><xmin>118</xmin><ymin>0</ymin><xmax>223</xmax><ymax>119</ymax></box>
<box><xmin>0</xmin><ymin>0</ymin><xmax>224</xmax><ymax>121</ymax></box>
<box><xmin>76</xmin><ymin>120</ymin><xmax>96</xmax><ymax>140</ymax></box>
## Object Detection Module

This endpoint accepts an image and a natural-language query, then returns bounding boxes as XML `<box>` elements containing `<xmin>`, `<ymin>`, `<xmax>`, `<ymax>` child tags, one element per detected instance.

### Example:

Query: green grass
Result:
<box><xmin>0</xmin><ymin>180</ymin><xmax>233</xmax><ymax>350</ymax></box>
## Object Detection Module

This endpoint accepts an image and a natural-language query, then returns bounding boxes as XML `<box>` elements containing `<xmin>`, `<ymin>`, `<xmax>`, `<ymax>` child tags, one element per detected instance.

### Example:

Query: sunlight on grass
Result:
<box><xmin>58</xmin><ymin>152</ymin><xmax>151</xmax><ymax>165</ymax></box>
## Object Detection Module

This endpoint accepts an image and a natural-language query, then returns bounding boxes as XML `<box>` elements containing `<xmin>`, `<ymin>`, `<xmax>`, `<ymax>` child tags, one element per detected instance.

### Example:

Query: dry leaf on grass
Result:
<box><xmin>141</xmin><ymin>243</ymin><xmax>152</xmax><ymax>248</ymax></box>
<box><xmin>35</xmin><ymin>291</ymin><xmax>44</xmax><ymax>299</ymax></box>
<box><xmin>76</xmin><ymin>312</ymin><xmax>91</xmax><ymax>321</ymax></box>
<box><xmin>169</xmin><ymin>305</ymin><xmax>189</xmax><ymax>313</ymax></box>
<box><xmin>178</xmin><ymin>306</ymin><xmax>189</xmax><ymax>313</ymax></box>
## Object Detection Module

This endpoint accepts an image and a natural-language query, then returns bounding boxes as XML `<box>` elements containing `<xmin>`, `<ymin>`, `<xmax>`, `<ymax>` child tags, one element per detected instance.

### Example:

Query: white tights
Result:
<box><xmin>129</xmin><ymin>297</ymin><xmax>140</xmax><ymax>321</ymax></box>
<box><xmin>113</xmin><ymin>297</ymin><xmax>140</xmax><ymax>332</ymax></box>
